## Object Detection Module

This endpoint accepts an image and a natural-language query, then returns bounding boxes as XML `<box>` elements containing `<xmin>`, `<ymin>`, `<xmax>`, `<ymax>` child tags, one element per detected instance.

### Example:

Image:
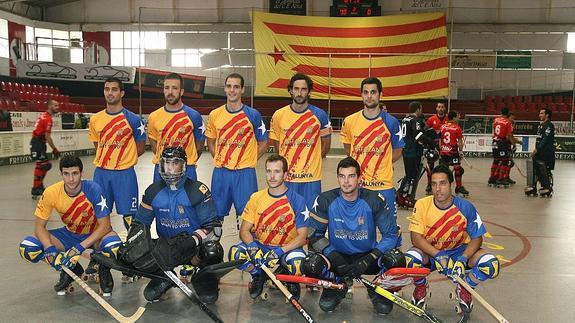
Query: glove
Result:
<box><xmin>246</xmin><ymin>241</ymin><xmax>264</xmax><ymax>265</ymax></box>
<box><xmin>326</xmin><ymin>251</ymin><xmax>349</xmax><ymax>277</ymax></box>
<box><xmin>432</xmin><ymin>250</ymin><xmax>454</xmax><ymax>276</ymax></box>
<box><xmin>342</xmin><ymin>249</ymin><xmax>382</xmax><ymax>279</ymax></box>
<box><xmin>52</xmin><ymin>148</ymin><xmax>60</xmax><ymax>159</ymax></box>
<box><xmin>450</xmin><ymin>255</ymin><xmax>468</xmax><ymax>279</ymax></box>
<box><xmin>261</xmin><ymin>247</ymin><xmax>284</xmax><ymax>267</ymax></box>
<box><xmin>43</xmin><ymin>246</ymin><xmax>63</xmax><ymax>271</ymax></box>
<box><xmin>61</xmin><ymin>244</ymin><xmax>85</xmax><ymax>269</ymax></box>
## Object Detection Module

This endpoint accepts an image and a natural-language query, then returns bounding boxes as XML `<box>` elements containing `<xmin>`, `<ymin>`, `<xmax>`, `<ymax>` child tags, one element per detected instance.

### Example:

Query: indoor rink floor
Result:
<box><xmin>1</xmin><ymin>152</ymin><xmax>572</xmax><ymax>322</ymax></box>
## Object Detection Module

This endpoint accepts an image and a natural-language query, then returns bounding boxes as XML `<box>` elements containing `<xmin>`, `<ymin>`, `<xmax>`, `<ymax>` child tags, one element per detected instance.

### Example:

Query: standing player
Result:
<box><xmin>19</xmin><ymin>156</ymin><xmax>122</xmax><ymax>296</ymax></box>
<box><xmin>205</xmin><ymin>73</ymin><xmax>268</xmax><ymax>226</ymax></box>
<box><xmin>147</xmin><ymin>73</ymin><xmax>205</xmax><ymax>182</ymax></box>
<box><xmin>405</xmin><ymin>165</ymin><xmax>499</xmax><ymax>322</ymax></box>
<box><xmin>397</xmin><ymin>101</ymin><xmax>428</xmax><ymax>208</ymax></box>
<box><xmin>30</xmin><ymin>99</ymin><xmax>61</xmax><ymax>198</ymax></box>
<box><xmin>489</xmin><ymin>107</ymin><xmax>522</xmax><ymax>188</ymax></box>
<box><xmin>341</xmin><ymin>77</ymin><xmax>404</xmax><ymax>218</ymax></box>
<box><xmin>439</xmin><ymin>111</ymin><xmax>468</xmax><ymax>197</ymax></box>
<box><xmin>88</xmin><ymin>77</ymin><xmax>145</xmax><ymax>280</ymax></box>
<box><xmin>229</xmin><ymin>154</ymin><xmax>308</xmax><ymax>300</ymax></box>
<box><xmin>305</xmin><ymin>157</ymin><xmax>404</xmax><ymax>314</ymax></box>
<box><xmin>119</xmin><ymin>147</ymin><xmax>223</xmax><ymax>303</ymax></box>
<box><xmin>269</xmin><ymin>73</ymin><xmax>332</xmax><ymax>210</ymax></box>
<box><xmin>424</xmin><ymin>102</ymin><xmax>447</xmax><ymax>195</ymax></box>
<box><xmin>525</xmin><ymin>108</ymin><xmax>555</xmax><ymax>197</ymax></box>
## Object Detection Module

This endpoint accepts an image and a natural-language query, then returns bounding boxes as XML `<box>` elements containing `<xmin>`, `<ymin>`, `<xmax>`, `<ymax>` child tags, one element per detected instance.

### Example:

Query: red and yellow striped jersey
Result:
<box><xmin>408</xmin><ymin>196</ymin><xmax>486</xmax><ymax>251</ymax></box>
<box><xmin>205</xmin><ymin>104</ymin><xmax>268</xmax><ymax>169</ymax></box>
<box><xmin>269</xmin><ymin>104</ymin><xmax>331</xmax><ymax>183</ymax></box>
<box><xmin>35</xmin><ymin>180</ymin><xmax>110</xmax><ymax>235</ymax></box>
<box><xmin>147</xmin><ymin>105</ymin><xmax>205</xmax><ymax>165</ymax></box>
<box><xmin>341</xmin><ymin>110</ymin><xmax>404</xmax><ymax>190</ymax></box>
<box><xmin>242</xmin><ymin>188</ymin><xmax>308</xmax><ymax>247</ymax></box>
<box><xmin>88</xmin><ymin>108</ymin><xmax>146</xmax><ymax>170</ymax></box>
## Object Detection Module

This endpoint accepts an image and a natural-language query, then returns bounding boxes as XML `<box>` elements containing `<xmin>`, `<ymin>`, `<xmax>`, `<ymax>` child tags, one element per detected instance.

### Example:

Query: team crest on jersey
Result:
<box><xmin>279</xmin><ymin>214</ymin><xmax>286</xmax><ymax>222</ymax></box>
<box><xmin>81</xmin><ymin>211</ymin><xmax>89</xmax><ymax>218</ymax></box>
<box><xmin>306</xmin><ymin>127</ymin><xmax>313</xmax><ymax>134</ymax></box>
<box><xmin>358</xmin><ymin>216</ymin><xmax>364</xmax><ymax>225</ymax></box>
<box><xmin>452</xmin><ymin>225</ymin><xmax>459</xmax><ymax>232</ymax></box>
<box><xmin>376</xmin><ymin>135</ymin><xmax>383</xmax><ymax>142</ymax></box>
<box><xmin>198</xmin><ymin>184</ymin><xmax>208</xmax><ymax>194</ymax></box>
<box><xmin>238</xmin><ymin>127</ymin><xmax>245</xmax><ymax>135</ymax></box>
<box><xmin>178</xmin><ymin>205</ymin><xmax>184</xmax><ymax>215</ymax></box>
<box><xmin>179</xmin><ymin>127</ymin><xmax>188</xmax><ymax>134</ymax></box>
<box><xmin>116</xmin><ymin>129</ymin><xmax>124</xmax><ymax>136</ymax></box>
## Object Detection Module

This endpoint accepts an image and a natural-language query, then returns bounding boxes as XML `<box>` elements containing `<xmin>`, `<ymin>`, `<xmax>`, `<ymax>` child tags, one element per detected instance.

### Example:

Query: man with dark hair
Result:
<box><xmin>270</xmin><ymin>73</ymin><xmax>332</xmax><ymax>213</ymax></box>
<box><xmin>405</xmin><ymin>165</ymin><xmax>499</xmax><ymax>322</ymax></box>
<box><xmin>30</xmin><ymin>99</ymin><xmax>61</xmax><ymax>198</ymax></box>
<box><xmin>88</xmin><ymin>77</ymin><xmax>146</xmax><ymax>280</ymax></box>
<box><xmin>489</xmin><ymin>107</ymin><xmax>522</xmax><ymax>187</ymax></box>
<box><xmin>525</xmin><ymin>108</ymin><xmax>555</xmax><ymax>197</ymax></box>
<box><xmin>305</xmin><ymin>156</ymin><xmax>403</xmax><ymax>314</ymax></box>
<box><xmin>118</xmin><ymin>146</ymin><xmax>223</xmax><ymax>303</ymax></box>
<box><xmin>19</xmin><ymin>155</ymin><xmax>121</xmax><ymax>297</ymax></box>
<box><xmin>147</xmin><ymin>72</ymin><xmax>205</xmax><ymax>182</ymax></box>
<box><xmin>397</xmin><ymin>101</ymin><xmax>430</xmax><ymax>208</ymax></box>
<box><xmin>424</xmin><ymin>102</ymin><xmax>448</xmax><ymax>194</ymax></box>
<box><xmin>229</xmin><ymin>154</ymin><xmax>308</xmax><ymax>300</ymax></box>
<box><xmin>206</xmin><ymin>73</ymin><xmax>268</xmax><ymax>229</ymax></box>
<box><xmin>439</xmin><ymin>110</ymin><xmax>468</xmax><ymax>197</ymax></box>
<box><xmin>341</xmin><ymin>77</ymin><xmax>404</xmax><ymax>218</ymax></box>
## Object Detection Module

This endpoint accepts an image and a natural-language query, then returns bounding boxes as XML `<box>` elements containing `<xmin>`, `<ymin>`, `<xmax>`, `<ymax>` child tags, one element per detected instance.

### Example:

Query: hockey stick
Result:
<box><xmin>60</xmin><ymin>266</ymin><xmax>146</xmax><ymax>323</ymax></box>
<box><xmin>375</xmin><ymin>267</ymin><xmax>430</xmax><ymax>290</ymax></box>
<box><xmin>275</xmin><ymin>274</ymin><xmax>346</xmax><ymax>290</ymax></box>
<box><xmin>461</xmin><ymin>154</ymin><xmax>473</xmax><ymax>170</ymax></box>
<box><xmin>260</xmin><ymin>264</ymin><xmax>315</xmax><ymax>323</ymax></box>
<box><xmin>515</xmin><ymin>164</ymin><xmax>527</xmax><ymax>178</ymax></box>
<box><xmin>359</xmin><ymin>277</ymin><xmax>443</xmax><ymax>323</ymax></box>
<box><xmin>452</xmin><ymin>276</ymin><xmax>509</xmax><ymax>323</ymax></box>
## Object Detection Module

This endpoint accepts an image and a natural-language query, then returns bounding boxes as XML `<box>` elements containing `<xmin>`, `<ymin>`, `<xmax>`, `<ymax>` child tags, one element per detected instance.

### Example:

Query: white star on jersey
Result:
<box><xmin>137</xmin><ymin>122</ymin><xmax>146</xmax><ymax>136</ymax></box>
<box><xmin>325</xmin><ymin>120</ymin><xmax>332</xmax><ymax>129</ymax></box>
<box><xmin>199</xmin><ymin>121</ymin><xmax>206</xmax><ymax>135</ymax></box>
<box><xmin>312</xmin><ymin>196</ymin><xmax>319</xmax><ymax>212</ymax></box>
<box><xmin>301</xmin><ymin>206</ymin><xmax>310</xmax><ymax>221</ymax></box>
<box><xmin>474</xmin><ymin>212</ymin><xmax>483</xmax><ymax>229</ymax></box>
<box><xmin>258</xmin><ymin>120</ymin><xmax>266</xmax><ymax>136</ymax></box>
<box><xmin>395</xmin><ymin>127</ymin><xmax>404</xmax><ymax>141</ymax></box>
<box><xmin>96</xmin><ymin>195</ymin><xmax>108</xmax><ymax>212</ymax></box>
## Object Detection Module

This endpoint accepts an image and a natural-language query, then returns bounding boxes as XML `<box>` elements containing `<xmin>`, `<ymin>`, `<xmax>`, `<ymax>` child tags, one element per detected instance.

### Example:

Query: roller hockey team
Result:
<box><xmin>22</xmin><ymin>71</ymin><xmax>555</xmax><ymax>322</ymax></box>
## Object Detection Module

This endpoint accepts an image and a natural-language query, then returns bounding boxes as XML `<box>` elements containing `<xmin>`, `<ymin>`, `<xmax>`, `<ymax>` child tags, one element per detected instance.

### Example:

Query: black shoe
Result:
<box><xmin>192</xmin><ymin>273</ymin><xmax>220</xmax><ymax>304</ymax></box>
<box><xmin>85</xmin><ymin>258</ymin><xmax>99</xmax><ymax>275</ymax></box>
<box><xmin>319</xmin><ymin>286</ymin><xmax>348</xmax><ymax>312</ymax></box>
<box><xmin>286</xmin><ymin>282</ymin><xmax>301</xmax><ymax>300</ymax></box>
<box><xmin>31</xmin><ymin>186</ymin><xmax>45</xmax><ymax>196</ymax></box>
<box><xmin>144</xmin><ymin>278</ymin><xmax>174</xmax><ymax>302</ymax></box>
<box><xmin>54</xmin><ymin>263</ymin><xmax>84</xmax><ymax>293</ymax></box>
<box><xmin>98</xmin><ymin>265</ymin><xmax>114</xmax><ymax>296</ymax></box>
<box><xmin>248</xmin><ymin>273</ymin><xmax>268</xmax><ymax>299</ymax></box>
<box><xmin>367</xmin><ymin>288</ymin><xmax>394</xmax><ymax>315</ymax></box>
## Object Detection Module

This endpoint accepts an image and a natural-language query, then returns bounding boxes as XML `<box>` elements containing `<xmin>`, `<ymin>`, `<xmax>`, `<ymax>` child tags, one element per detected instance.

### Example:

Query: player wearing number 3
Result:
<box><xmin>438</xmin><ymin>111</ymin><xmax>468</xmax><ymax>197</ymax></box>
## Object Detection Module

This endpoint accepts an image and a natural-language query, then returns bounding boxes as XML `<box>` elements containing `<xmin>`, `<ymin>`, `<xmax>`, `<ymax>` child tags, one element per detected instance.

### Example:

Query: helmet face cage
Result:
<box><xmin>159</xmin><ymin>147</ymin><xmax>187</xmax><ymax>184</ymax></box>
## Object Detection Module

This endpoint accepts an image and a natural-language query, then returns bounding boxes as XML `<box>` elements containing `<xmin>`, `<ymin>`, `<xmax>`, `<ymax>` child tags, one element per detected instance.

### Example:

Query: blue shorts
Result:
<box><xmin>377</xmin><ymin>188</ymin><xmax>397</xmax><ymax>219</ymax></box>
<box><xmin>49</xmin><ymin>227</ymin><xmax>90</xmax><ymax>251</ymax></box>
<box><xmin>285</xmin><ymin>180</ymin><xmax>321</xmax><ymax>211</ymax></box>
<box><xmin>153</xmin><ymin>164</ymin><xmax>197</xmax><ymax>183</ymax></box>
<box><xmin>93</xmin><ymin>167</ymin><xmax>138</xmax><ymax>215</ymax></box>
<box><xmin>428</xmin><ymin>244</ymin><xmax>467</xmax><ymax>271</ymax></box>
<box><xmin>211</xmin><ymin>167</ymin><xmax>257</xmax><ymax>219</ymax></box>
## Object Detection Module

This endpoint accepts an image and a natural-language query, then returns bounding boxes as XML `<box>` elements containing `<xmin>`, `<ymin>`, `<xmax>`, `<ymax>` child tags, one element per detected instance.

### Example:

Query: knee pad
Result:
<box><xmin>99</xmin><ymin>235</ymin><xmax>122</xmax><ymax>258</ymax></box>
<box><xmin>39</xmin><ymin>161</ymin><xmax>52</xmax><ymax>172</ymax></box>
<box><xmin>280</xmin><ymin>250</ymin><xmax>306</xmax><ymax>275</ymax></box>
<box><xmin>405</xmin><ymin>249</ymin><xmax>424</xmax><ymax>268</ymax></box>
<box><xmin>471</xmin><ymin>253</ymin><xmax>500</xmax><ymax>281</ymax></box>
<box><xmin>303</xmin><ymin>252</ymin><xmax>329</xmax><ymax>278</ymax></box>
<box><xmin>19</xmin><ymin>236</ymin><xmax>45</xmax><ymax>263</ymax></box>
<box><xmin>229</xmin><ymin>243</ymin><xmax>252</xmax><ymax>271</ymax></box>
<box><xmin>199</xmin><ymin>241</ymin><xmax>224</xmax><ymax>266</ymax></box>
<box><xmin>378</xmin><ymin>248</ymin><xmax>406</xmax><ymax>270</ymax></box>
<box><xmin>454</xmin><ymin>165</ymin><xmax>464</xmax><ymax>177</ymax></box>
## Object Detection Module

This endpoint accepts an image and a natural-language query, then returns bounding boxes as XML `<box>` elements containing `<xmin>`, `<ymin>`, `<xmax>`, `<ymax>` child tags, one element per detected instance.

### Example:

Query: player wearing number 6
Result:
<box><xmin>439</xmin><ymin>111</ymin><xmax>468</xmax><ymax>197</ymax></box>
<box><xmin>489</xmin><ymin>107</ymin><xmax>522</xmax><ymax>188</ymax></box>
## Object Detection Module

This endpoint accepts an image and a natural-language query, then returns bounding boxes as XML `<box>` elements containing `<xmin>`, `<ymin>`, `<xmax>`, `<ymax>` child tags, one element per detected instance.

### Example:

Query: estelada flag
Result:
<box><xmin>253</xmin><ymin>11</ymin><xmax>448</xmax><ymax>101</ymax></box>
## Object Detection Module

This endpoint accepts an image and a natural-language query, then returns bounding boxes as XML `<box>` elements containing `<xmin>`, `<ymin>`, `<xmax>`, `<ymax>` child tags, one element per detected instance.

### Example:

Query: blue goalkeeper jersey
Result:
<box><xmin>135</xmin><ymin>178</ymin><xmax>217</xmax><ymax>238</ymax></box>
<box><xmin>310</xmin><ymin>187</ymin><xmax>399</xmax><ymax>256</ymax></box>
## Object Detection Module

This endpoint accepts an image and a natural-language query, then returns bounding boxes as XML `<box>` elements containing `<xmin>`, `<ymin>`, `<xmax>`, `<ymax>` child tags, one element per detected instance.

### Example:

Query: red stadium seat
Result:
<box><xmin>6</xmin><ymin>82</ymin><xmax>13</xmax><ymax>92</ymax></box>
<box><xmin>508</xmin><ymin>103</ymin><xmax>516</xmax><ymax>111</ymax></box>
<box><xmin>516</xmin><ymin>103</ymin><xmax>526</xmax><ymax>112</ymax></box>
<box><xmin>544</xmin><ymin>96</ymin><xmax>553</xmax><ymax>103</ymax></box>
<box><xmin>534</xmin><ymin>96</ymin><xmax>542</xmax><ymax>103</ymax></box>
<box><xmin>494</xmin><ymin>96</ymin><xmax>503</xmax><ymax>104</ymax></box>
<box><xmin>485</xmin><ymin>95</ymin><xmax>494</xmax><ymax>103</ymax></box>
<box><xmin>554</xmin><ymin>96</ymin><xmax>563</xmax><ymax>103</ymax></box>
<box><xmin>523</xmin><ymin>96</ymin><xmax>532</xmax><ymax>103</ymax></box>
<box><xmin>1</xmin><ymin>81</ymin><xmax>6</xmax><ymax>92</ymax></box>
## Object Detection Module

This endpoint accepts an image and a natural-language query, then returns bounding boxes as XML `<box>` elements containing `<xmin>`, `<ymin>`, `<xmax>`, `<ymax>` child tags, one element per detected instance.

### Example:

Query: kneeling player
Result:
<box><xmin>229</xmin><ymin>154</ymin><xmax>308</xmax><ymax>300</ymax></box>
<box><xmin>406</xmin><ymin>165</ymin><xmax>499</xmax><ymax>320</ymax></box>
<box><xmin>118</xmin><ymin>147</ymin><xmax>223</xmax><ymax>303</ymax></box>
<box><xmin>306</xmin><ymin>157</ymin><xmax>403</xmax><ymax>314</ymax></box>
<box><xmin>439</xmin><ymin>111</ymin><xmax>469</xmax><ymax>197</ymax></box>
<box><xmin>19</xmin><ymin>156</ymin><xmax>121</xmax><ymax>296</ymax></box>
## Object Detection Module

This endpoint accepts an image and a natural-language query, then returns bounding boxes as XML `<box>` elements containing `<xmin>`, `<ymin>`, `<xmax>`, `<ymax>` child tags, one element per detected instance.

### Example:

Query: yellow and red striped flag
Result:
<box><xmin>253</xmin><ymin>11</ymin><xmax>448</xmax><ymax>101</ymax></box>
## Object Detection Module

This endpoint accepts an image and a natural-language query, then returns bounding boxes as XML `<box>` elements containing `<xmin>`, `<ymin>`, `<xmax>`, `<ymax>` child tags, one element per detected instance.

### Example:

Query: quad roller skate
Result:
<box><xmin>396</xmin><ymin>193</ymin><xmax>415</xmax><ymax>210</ymax></box>
<box><xmin>496</xmin><ymin>179</ymin><xmax>511</xmax><ymax>189</ymax></box>
<box><xmin>449</xmin><ymin>283</ymin><xmax>473</xmax><ymax>323</ymax></box>
<box><xmin>487</xmin><ymin>178</ymin><xmax>497</xmax><ymax>187</ymax></box>
<box><xmin>82</xmin><ymin>258</ymin><xmax>99</xmax><ymax>283</ymax></box>
<box><xmin>524</xmin><ymin>186</ymin><xmax>538</xmax><ymax>197</ymax></box>
<box><xmin>31</xmin><ymin>186</ymin><xmax>45</xmax><ymax>200</ymax></box>
<box><xmin>539</xmin><ymin>187</ymin><xmax>553</xmax><ymax>198</ymax></box>
<box><xmin>455</xmin><ymin>186</ymin><xmax>469</xmax><ymax>197</ymax></box>
<box><xmin>54</xmin><ymin>263</ymin><xmax>84</xmax><ymax>296</ymax></box>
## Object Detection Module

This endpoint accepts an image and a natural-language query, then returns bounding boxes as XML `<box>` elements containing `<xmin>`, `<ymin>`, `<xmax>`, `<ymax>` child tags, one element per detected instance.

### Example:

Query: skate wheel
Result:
<box><xmin>345</xmin><ymin>290</ymin><xmax>353</xmax><ymax>299</ymax></box>
<box><xmin>449</xmin><ymin>292</ymin><xmax>455</xmax><ymax>300</ymax></box>
<box><xmin>82</xmin><ymin>275</ymin><xmax>89</xmax><ymax>282</ymax></box>
<box><xmin>67</xmin><ymin>285</ymin><xmax>74</xmax><ymax>293</ymax></box>
<box><xmin>260</xmin><ymin>292</ymin><xmax>269</xmax><ymax>300</ymax></box>
<box><xmin>455</xmin><ymin>305</ymin><xmax>462</xmax><ymax>314</ymax></box>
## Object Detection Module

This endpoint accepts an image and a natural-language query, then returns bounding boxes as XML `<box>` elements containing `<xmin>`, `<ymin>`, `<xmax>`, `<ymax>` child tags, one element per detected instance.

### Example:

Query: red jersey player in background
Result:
<box><xmin>424</xmin><ymin>102</ymin><xmax>447</xmax><ymax>195</ymax></box>
<box><xmin>439</xmin><ymin>110</ymin><xmax>468</xmax><ymax>196</ymax></box>
<box><xmin>489</xmin><ymin>107</ymin><xmax>522</xmax><ymax>188</ymax></box>
<box><xmin>30</xmin><ymin>99</ymin><xmax>61</xmax><ymax>198</ymax></box>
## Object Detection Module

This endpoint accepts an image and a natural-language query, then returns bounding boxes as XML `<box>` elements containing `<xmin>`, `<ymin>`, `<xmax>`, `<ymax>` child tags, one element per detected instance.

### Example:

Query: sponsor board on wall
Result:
<box><xmin>10</xmin><ymin>111</ymin><xmax>62</xmax><ymax>131</ymax></box>
<box><xmin>16</xmin><ymin>60</ymin><xmax>135</xmax><ymax>83</ymax></box>
<box><xmin>451</xmin><ymin>52</ymin><xmax>496</xmax><ymax>68</ymax></box>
